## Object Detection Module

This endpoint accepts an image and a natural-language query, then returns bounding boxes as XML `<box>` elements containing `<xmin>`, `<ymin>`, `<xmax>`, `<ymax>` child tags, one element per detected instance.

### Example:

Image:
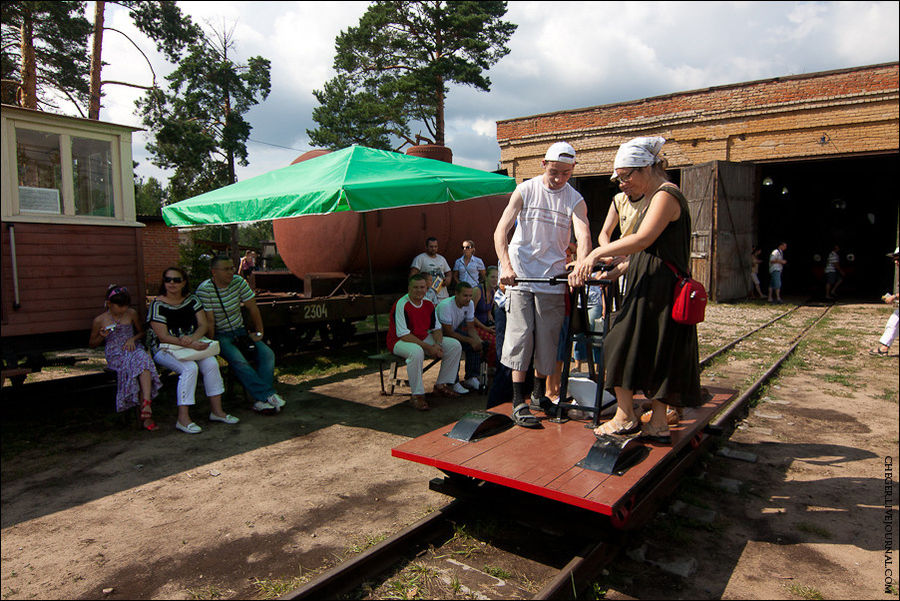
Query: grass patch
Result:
<box><xmin>786</xmin><ymin>583</ymin><xmax>824</xmax><ymax>600</ymax></box>
<box><xmin>822</xmin><ymin>373</ymin><xmax>854</xmax><ymax>388</ymax></box>
<box><xmin>275</xmin><ymin>347</ymin><xmax>368</xmax><ymax>382</ymax></box>
<box><xmin>345</xmin><ymin>532</ymin><xmax>388</xmax><ymax>555</ymax></box>
<box><xmin>794</xmin><ymin>522</ymin><xmax>833</xmax><ymax>539</ymax></box>
<box><xmin>483</xmin><ymin>565</ymin><xmax>512</xmax><ymax>580</ymax></box>
<box><xmin>252</xmin><ymin>569</ymin><xmax>319</xmax><ymax>599</ymax></box>
<box><xmin>185</xmin><ymin>584</ymin><xmax>231</xmax><ymax>600</ymax></box>
<box><xmin>877</xmin><ymin>387</ymin><xmax>899</xmax><ymax>403</ymax></box>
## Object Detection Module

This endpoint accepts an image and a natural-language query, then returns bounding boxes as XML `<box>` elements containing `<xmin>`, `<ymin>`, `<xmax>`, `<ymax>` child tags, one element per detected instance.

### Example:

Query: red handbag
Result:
<box><xmin>665</xmin><ymin>261</ymin><xmax>707</xmax><ymax>325</ymax></box>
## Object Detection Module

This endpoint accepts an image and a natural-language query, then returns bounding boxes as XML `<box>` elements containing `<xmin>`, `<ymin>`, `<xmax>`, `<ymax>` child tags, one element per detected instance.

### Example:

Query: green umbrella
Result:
<box><xmin>161</xmin><ymin>145</ymin><xmax>515</xmax><ymax>369</ymax></box>
<box><xmin>161</xmin><ymin>145</ymin><xmax>515</xmax><ymax>226</ymax></box>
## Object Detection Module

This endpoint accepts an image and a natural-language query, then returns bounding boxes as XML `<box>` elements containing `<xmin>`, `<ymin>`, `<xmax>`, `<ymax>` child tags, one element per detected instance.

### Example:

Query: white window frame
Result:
<box><xmin>1</xmin><ymin>109</ymin><xmax>139</xmax><ymax>227</ymax></box>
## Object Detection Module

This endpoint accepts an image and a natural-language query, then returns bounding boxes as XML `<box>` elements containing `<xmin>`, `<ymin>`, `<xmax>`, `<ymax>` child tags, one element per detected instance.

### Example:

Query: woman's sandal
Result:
<box><xmin>139</xmin><ymin>399</ymin><xmax>159</xmax><ymax>431</ymax></box>
<box><xmin>594</xmin><ymin>416</ymin><xmax>641</xmax><ymax>437</ymax></box>
<box><xmin>640</xmin><ymin>407</ymin><xmax>681</xmax><ymax>426</ymax></box>
<box><xmin>869</xmin><ymin>347</ymin><xmax>889</xmax><ymax>357</ymax></box>
<box><xmin>639</xmin><ymin>422</ymin><xmax>672</xmax><ymax>445</ymax></box>
<box><xmin>512</xmin><ymin>403</ymin><xmax>541</xmax><ymax>428</ymax></box>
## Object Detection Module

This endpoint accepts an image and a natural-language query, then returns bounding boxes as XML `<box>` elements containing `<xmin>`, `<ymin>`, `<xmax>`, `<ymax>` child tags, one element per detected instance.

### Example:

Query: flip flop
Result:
<box><xmin>512</xmin><ymin>403</ymin><xmax>541</xmax><ymax>428</ymax></box>
<box><xmin>869</xmin><ymin>348</ymin><xmax>889</xmax><ymax>357</ymax></box>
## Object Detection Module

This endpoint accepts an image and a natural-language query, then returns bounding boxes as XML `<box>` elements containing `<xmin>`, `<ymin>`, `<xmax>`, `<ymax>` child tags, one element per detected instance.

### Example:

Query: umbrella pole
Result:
<box><xmin>362</xmin><ymin>212</ymin><xmax>382</xmax><ymax>358</ymax></box>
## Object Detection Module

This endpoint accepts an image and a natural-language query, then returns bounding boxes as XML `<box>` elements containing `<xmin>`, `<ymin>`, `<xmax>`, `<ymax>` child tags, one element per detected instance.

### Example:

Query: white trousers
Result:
<box><xmin>154</xmin><ymin>351</ymin><xmax>225</xmax><ymax>406</ymax></box>
<box><xmin>880</xmin><ymin>309</ymin><xmax>899</xmax><ymax>347</ymax></box>
<box><xmin>392</xmin><ymin>333</ymin><xmax>462</xmax><ymax>395</ymax></box>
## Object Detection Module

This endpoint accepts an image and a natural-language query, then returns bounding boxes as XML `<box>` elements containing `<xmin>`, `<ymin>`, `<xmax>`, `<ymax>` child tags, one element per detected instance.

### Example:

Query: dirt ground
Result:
<box><xmin>1</xmin><ymin>301</ymin><xmax>897</xmax><ymax>600</ymax></box>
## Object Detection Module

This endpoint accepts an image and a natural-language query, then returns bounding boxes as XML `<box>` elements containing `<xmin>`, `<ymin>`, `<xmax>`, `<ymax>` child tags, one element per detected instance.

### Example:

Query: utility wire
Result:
<box><xmin>248</xmin><ymin>137</ymin><xmax>306</xmax><ymax>152</ymax></box>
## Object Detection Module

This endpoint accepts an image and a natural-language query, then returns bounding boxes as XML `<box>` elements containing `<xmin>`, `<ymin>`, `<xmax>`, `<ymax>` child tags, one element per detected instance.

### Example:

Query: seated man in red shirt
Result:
<box><xmin>388</xmin><ymin>274</ymin><xmax>464</xmax><ymax>411</ymax></box>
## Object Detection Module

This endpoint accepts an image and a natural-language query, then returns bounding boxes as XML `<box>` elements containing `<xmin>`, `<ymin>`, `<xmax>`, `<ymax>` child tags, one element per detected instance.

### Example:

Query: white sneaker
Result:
<box><xmin>463</xmin><ymin>376</ymin><xmax>480</xmax><ymax>390</ymax></box>
<box><xmin>253</xmin><ymin>400</ymin><xmax>276</xmax><ymax>413</ymax></box>
<box><xmin>452</xmin><ymin>382</ymin><xmax>470</xmax><ymax>395</ymax></box>
<box><xmin>267</xmin><ymin>393</ymin><xmax>286</xmax><ymax>412</ymax></box>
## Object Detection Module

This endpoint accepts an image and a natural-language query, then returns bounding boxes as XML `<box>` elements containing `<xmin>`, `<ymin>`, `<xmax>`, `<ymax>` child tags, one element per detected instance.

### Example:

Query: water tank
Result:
<box><xmin>272</xmin><ymin>148</ymin><xmax>510</xmax><ymax>283</ymax></box>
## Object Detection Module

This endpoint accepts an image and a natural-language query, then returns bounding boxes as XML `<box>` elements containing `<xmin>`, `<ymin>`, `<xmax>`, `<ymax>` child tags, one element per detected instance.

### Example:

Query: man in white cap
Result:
<box><xmin>493</xmin><ymin>142</ymin><xmax>592</xmax><ymax>427</ymax></box>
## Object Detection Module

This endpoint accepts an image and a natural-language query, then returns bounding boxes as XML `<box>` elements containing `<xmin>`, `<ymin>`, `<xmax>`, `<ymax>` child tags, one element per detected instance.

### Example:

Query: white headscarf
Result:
<box><xmin>613</xmin><ymin>136</ymin><xmax>667</xmax><ymax>172</ymax></box>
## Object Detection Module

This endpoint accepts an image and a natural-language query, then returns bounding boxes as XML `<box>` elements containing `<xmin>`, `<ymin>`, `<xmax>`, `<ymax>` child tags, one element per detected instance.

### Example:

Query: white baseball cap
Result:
<box><xmin>544</xmin><ymin>142</ymin><xmax>576</xmax><ymax>164</ymax></box>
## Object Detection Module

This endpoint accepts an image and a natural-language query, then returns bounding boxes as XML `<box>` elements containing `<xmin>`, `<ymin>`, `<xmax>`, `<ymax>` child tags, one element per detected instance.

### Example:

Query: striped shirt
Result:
<box><xmin>195</xmin><ymin>276</ymin><xmax>255</xmax><ymax>334</ymax></box>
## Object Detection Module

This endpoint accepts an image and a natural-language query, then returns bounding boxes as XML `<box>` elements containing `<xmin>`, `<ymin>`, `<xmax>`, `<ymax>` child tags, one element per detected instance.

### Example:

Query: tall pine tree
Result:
<box><xmin>308</xmin><ymin>1</ymin><xmax>516</xmax><ymax>150</ymax></box>
<box><xmin>1</xmin><ymin>1</ymin><xmax>92</xmax><ymax>113</ymax></box>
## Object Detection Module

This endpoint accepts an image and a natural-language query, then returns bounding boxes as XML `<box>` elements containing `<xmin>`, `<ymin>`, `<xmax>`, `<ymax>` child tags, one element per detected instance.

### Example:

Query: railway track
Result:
<box><xmin>279</xmin><ymin>302</ymin><xmax>835</xmax><ymax>600</ymax></box>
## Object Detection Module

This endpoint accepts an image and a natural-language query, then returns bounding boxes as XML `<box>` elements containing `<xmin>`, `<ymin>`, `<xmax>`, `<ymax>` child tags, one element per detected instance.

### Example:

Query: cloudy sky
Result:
<box><xmin>95</xmin><ymin>1</ymin><xmax>899</xmax><ymax>184</ymax></box>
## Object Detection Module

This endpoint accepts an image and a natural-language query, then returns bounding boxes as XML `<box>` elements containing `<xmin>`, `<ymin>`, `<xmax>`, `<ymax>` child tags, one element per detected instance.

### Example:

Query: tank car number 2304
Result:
<box><xmin>304</xmin><ymin>303</ymin><xmax>328</xmax><ymax>320</ymax></box>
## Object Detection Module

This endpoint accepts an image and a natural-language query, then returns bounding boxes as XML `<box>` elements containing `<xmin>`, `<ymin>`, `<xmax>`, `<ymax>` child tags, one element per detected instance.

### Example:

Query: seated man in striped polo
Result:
<box><xmin>388</xmin><ymin>274</ymin><xmax>467</xmax><ymax>411</ymax></box>
<box><xmin>196</xmin><ymin>255</ymin><xmax>286</xmax><ymax>414</ymax></box>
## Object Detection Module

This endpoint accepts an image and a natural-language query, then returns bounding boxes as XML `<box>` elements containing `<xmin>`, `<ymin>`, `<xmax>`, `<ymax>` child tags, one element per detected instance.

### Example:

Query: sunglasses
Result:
<box><xmin>615</xmin><ymin>168</ymin><xmax>637</xmax><ymax>183</ymax></box>
<box><xmin>163</xmin><ymin>276</ymin><xmax>184</xmax><ymax>283</ymax></box>
<box><xmin>462</xmin><ymin>246</ymin><xmax>473</xmax><ymax>249</ymax></box>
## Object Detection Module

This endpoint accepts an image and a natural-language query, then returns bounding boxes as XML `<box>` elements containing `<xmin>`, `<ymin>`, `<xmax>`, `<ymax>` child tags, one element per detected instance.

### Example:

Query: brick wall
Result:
<box><xmin>140</xmin><ymin>218</ymin><xmax>181</xmax><ymax>293</ymax></box>
<box><xmin>497</xmin><ymin>63</ymin><xmax>899</xmax><ymax>180</ymax></box>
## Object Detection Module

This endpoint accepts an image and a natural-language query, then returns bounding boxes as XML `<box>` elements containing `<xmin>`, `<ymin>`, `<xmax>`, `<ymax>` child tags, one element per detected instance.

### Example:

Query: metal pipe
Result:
<box><xmin>8</xmin><ymin>224</ymin><xmax>21</xmax><ymax>310</ymax></box>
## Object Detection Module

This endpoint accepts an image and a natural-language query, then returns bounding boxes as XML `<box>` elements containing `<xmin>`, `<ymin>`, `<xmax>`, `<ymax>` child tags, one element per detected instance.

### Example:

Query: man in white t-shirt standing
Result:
<box><xmin>494</xmin><ymin>142</ymin><xmax>592</xmax><ymax>427</ymax></box>
<box><xmin>410</xmin><ymin>237</ymin><xmax>453</xmax><ymax>301</ymax></box>
<box><xmin>437</xmin><ymin>282</ymin><xmax>483</xmax><ymax>390</ymax></box>
<box><xmin>768</xmin><ymin>241</ymin><xmax>788</xmax><ymax>304</ymax></box>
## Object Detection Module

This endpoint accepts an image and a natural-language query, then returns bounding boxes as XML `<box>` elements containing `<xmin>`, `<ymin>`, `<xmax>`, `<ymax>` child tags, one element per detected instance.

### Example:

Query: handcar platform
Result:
<box><xmin>392</xmin><ymin>387</ymin><xmax>736</xmax><ymax>523</ymax></box>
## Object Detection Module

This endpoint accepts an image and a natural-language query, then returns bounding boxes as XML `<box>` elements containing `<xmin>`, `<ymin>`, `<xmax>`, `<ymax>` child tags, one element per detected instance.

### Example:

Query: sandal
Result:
<box><xmin>512</xmin><ymin>402</ymin><xmax>541</xmax><ymax>428</ymax></box>
<box><xmin>640</xmin><ymin>407</ymin><xmax>681</xmax><ymax>426</ymax></box>
<box><xmin>869</xmin><ymin>347</ymin><xmax>889</xmax><ymax>357</ymax></box>
<box><xmin>594</xmin><ymin>415</ymin><xmax>641</xmax><ymax>437</ymax></box>
<box><xmin>408</xmin><ymin>395</ymin><xmax>429</xmax><ymax>411</ymax></box>
<box><xmin>433</xmin><ymin>384</ymin><xmax>460</xmax><ymax>398</ymax></box>
<box><xmin>140</xmin><ymin>399</ymin><xmax>158</xmax><ymax>431</ymax></box>
<box><xmin>639</xmin><ymin>422</ymin><xmax>672</xmax><ymax>445</ymax></box>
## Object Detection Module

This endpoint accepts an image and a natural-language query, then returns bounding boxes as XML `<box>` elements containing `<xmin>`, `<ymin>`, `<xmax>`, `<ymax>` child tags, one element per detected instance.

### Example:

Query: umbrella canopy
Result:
<box><xmin>161</xmin><ymin>145</ymin><xmax>516</xmax><ymax>226</ymax></box>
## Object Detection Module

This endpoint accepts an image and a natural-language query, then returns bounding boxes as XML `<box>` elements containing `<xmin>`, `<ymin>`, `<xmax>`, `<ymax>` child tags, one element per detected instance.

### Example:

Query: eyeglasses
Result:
<box><xmin>163</xmin><ymin>276</ymin><xmax>184</xmax><ymax>283</ymax></box>
<box><xmin>462</xmin><ymin>246</ymin><xmax>473</xmax><ymax>249</ymax></box>
<box><xmin>615</xmin><ymin>168</ymin><xmax>637</xmax><ymax>183</ymax></box>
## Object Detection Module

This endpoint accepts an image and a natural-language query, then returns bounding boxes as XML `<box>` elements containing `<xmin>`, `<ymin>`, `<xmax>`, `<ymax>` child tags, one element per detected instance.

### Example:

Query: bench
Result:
<box><xmin>369</xmin><ymin>352</ymin><xmax>439</xmax><ymax>396</ymax></box>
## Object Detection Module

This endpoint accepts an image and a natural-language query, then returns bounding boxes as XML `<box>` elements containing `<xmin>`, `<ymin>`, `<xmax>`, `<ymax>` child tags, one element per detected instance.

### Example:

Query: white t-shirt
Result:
<box><xmin>411</xmin><ymin>252</ymin><xmax>452</xmax><ymax>300</ymax></box>
<box><xmin>508</xmin><ymin>176</ymin><xmax>584</xmax><ymax>294</ymax></box>
<box><xmin>769</xmin><ymin>248</ymin><xmax>784</xmax><ymax>273</ymax></box>
<box><xmin>436</xmin><ymin>296</ymin><xmax>474</xmax><ymax>331</ymax></box>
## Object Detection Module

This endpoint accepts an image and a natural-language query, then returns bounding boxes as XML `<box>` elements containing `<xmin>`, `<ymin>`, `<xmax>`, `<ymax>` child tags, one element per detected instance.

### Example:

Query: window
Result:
<box><xmin>72</xmin><ymin>136</ymin><xmax>114</xmax><ymax>217</ymax></box>
<box><xmin>16</xmin><ymin>128</ymin><xmax>63</xmax><ymax>214</ymax></box>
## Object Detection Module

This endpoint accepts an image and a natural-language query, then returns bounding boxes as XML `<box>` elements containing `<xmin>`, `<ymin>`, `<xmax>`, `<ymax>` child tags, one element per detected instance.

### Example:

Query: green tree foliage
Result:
<box><xmin>1</xmin><ymin>1</ymin><xmax>92</xmax><ymax>112</ymax></box>
<box><xmin>308</xmin><ymin>75</ymin><xmax>398</xmax><ymax>150</ymax></box>
<box><xmin>308</xmin><ymin>1</ymin><xmax>516</xmax><ymax>149</ymax></box>
<box><xmin>134</xmin><ymin>175</ymin><xmax>166</xmax><ymax>216</ymax></box>
<box><xmin>136</xmin><ymin>24</ymin><xmax>271</xmax><ymax>202</ymax></box>
<box><xmin>88</xmin><ymin>1</ymin><xmax>200</xmax><ymax>119</ymax></box>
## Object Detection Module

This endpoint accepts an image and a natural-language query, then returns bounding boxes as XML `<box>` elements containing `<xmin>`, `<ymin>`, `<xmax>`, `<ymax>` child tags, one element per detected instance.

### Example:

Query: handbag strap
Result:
<box><xmin>663</xmin><ymin>260</ymin><xmax>689</xmax><ymax>280</ymax></box>
<box><xmin>212</xmin><ymin>281</ymin><xmax>241</xmax><ymax>336</ymax></box>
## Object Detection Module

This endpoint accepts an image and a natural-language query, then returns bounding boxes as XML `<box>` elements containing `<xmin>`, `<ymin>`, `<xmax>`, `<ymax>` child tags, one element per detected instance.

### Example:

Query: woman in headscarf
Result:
<box><xmin>570</xmin><ymin>137</ymin><xmax>702</xmax><ymax>443</ymax></box>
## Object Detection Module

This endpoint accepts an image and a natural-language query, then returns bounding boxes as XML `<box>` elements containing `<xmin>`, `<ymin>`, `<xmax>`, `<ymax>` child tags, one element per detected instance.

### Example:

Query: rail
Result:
<box><xmin>280</xmin><ymin>302</ymin><xmax>835</xmax><ymax>599</ymax></box>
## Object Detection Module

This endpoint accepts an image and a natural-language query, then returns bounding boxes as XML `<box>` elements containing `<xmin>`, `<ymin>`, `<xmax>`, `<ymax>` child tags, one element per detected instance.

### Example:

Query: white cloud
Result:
<box><xmin>83</xmin><ymin>0</ymin><xmax>898</xmax><ymax>186</ymax></box>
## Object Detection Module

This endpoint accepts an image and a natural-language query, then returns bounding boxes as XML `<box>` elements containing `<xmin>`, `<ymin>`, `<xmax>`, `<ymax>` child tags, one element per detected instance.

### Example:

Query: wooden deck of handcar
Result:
<box><xmin>392</xmin><ymin>387</ymin><xmax>737</xmax><ymax>518</ymax></box>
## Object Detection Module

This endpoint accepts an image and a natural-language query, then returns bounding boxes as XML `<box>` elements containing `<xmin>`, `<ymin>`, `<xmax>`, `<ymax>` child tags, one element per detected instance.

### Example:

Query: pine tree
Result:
<box><xmin>1</xmin><ymin>1</ymin><xmax>92</xmax><ymax>113</ymax></box>
<box><xmin>308</xmin><ymin>1</ymin><xmax>516</xmax><ymax>149</ymax></box>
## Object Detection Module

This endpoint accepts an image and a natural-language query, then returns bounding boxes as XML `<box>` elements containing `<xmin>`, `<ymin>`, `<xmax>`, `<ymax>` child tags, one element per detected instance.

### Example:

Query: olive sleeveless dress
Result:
<box><xmin>603</xmin><ymin>183</ymin><xmax>703</xmax><ymax>407</ymax></box>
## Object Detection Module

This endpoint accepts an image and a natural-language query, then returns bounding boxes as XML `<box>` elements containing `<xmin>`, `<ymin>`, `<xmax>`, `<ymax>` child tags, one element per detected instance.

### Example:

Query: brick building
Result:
<box><xmin>138</xmin><ymin>216</ymin><xmax>181</xmax><ymax>294</ymax></box>
<box><xmin>496</xmin><ymin>62</ymin><xmax>899</xmax><ymax>300</ymax></box>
